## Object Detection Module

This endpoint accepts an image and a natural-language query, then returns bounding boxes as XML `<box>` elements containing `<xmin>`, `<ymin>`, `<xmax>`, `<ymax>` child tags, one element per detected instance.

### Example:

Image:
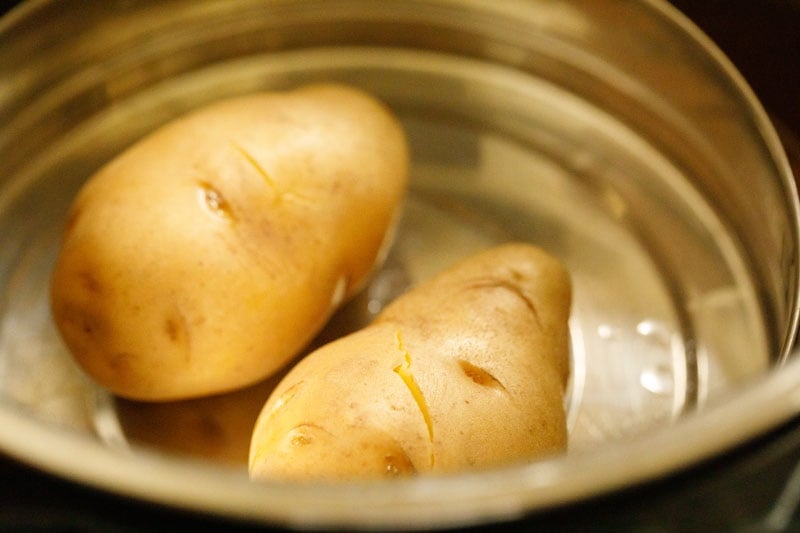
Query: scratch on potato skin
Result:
<box><xmin>250</xmin><ymin>381</ymin><xmax>307</xmax><ymax>464</ymax></box>
<box><xmin>464</xmin><ymin>277</ymin><xmax>543</xmax><ymax>329</ymax></box>
<box><xmin>231</xmin><ymin>142</ymin><xmax>278</xmax><ymax>191</ymax></box>
<box><xmin>230</xmin><ymin>142</ymin><xmax>312</xmax><ymax>205</ymax></box>
<box><xmin>392</xmin><ymin>330</ymin><xmax>434</xmax><ymax>468</ymax></box>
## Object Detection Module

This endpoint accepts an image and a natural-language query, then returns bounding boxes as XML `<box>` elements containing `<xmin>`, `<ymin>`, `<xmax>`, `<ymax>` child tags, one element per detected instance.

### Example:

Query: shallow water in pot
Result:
<box><xmin>0</xmin><ymin>46</ymin><xmax>767</xmax><ymax>466</ymax></box>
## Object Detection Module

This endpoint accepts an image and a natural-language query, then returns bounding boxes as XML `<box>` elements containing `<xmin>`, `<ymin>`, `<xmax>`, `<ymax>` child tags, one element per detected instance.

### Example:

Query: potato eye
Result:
<box><xmin>198</xmin><ymin>182</ymin><xmax>234</xmax><ymax>221</ymax></box>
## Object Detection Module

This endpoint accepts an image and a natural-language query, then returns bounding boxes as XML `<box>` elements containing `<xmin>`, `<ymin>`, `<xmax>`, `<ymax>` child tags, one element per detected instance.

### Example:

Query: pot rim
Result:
<box><xmin>1</xmin><ymin>0</ymin><xmax>799</xmax><ymax>529</ymax></box>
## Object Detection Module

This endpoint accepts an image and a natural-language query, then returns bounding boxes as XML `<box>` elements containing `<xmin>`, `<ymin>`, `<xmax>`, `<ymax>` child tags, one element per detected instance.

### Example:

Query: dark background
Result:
<box><xmin>2</xmin><ymin>1</ymin><xmax>800</xmax><ymax>531</ymax></box>
<box><xmin>670</xmin><ymin>0</ymin><xmax>800</xmax><ymax>183</ymax></box>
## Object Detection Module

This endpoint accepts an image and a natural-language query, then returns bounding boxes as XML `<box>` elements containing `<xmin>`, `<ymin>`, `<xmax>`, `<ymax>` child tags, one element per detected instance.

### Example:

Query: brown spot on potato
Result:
<box><xmin>80</xmin><ymin>315</ymin><xmax>95</xmax><ymax>335</ymax></box>
<box><xmin>54</xmin><ymin>300</ymin><xmax>103</xmax><ymax>345</ymax></box>
<box><xmin>165</xmin><ymin>317</ymin><xmax>181</xmax><ymax>342</ymax></box>
<box><xmin>60</xmin><ymin>305</ymin><xmax>104</xmax><ymax>340</ymax></box>
<box><xmin>109</xmin><ymin>352</ymin><xmax>134</xmax><ymax>374</ymax></box>
<box><xmin>77</xmin><ymin>271</ymin><xmax>102</xmax><ymax>294</ymax></box>
<box><xmin>63</xmin><ymin>205</ymin><xmax>83</xmax><ymax>234</ymax></box>
<box><xmin>163</xmin><ymin>308</ymin><xmax>191</xmax><ymax>362</ymax></box>
<box><xmin>458</xmin><ymin>359</ymin><xmax>506</xmax><ymax>391</ymax></box>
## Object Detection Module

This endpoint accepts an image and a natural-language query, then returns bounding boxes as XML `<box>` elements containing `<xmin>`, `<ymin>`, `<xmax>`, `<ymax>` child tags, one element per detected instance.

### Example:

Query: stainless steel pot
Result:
<box><xmin>1</xmin><ymin>0</ymin><xmax>798</xmax><ymax>529</ymax></box>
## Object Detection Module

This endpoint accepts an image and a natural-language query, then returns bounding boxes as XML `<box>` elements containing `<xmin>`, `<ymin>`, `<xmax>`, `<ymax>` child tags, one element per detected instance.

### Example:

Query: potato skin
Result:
<box><xmin>50</xmin><ymin>84</ymin><xmax>408</xmax><ymax>401</ymax></box>
<box><xmin>249</xmin><ymin>243</ymin><xmax>571</xmax><ymax>481</ymax></box>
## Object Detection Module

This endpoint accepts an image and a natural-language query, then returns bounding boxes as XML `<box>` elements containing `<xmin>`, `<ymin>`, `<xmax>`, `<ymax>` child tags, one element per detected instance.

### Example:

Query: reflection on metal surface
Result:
<box><xmin>90</xmin><ymin>388</ymin><xmax>129</xmax><ymax>452</ymax></box>
<box><xmin>763</xmin><ymin>458</ymin><xmax>800</xmax><ymax>531</ymax></box>
<box><xmin>640</xmin><ymin>364</ymin><xmax>674</xmax><ymax>396</ymax></box>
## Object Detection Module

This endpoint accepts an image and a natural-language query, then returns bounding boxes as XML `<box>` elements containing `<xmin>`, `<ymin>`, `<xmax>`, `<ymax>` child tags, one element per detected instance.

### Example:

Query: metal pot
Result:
<box><xmin>0</xmin><ymin>0</ymin><xmax>798</xmax><ymax>529</ymax></box>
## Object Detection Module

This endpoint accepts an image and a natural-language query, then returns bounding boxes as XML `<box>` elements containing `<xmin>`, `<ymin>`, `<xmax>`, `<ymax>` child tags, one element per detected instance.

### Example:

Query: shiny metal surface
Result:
<box><xmin>0</xmin><ymin>0</ymin><xmax>798</xmax><ymax>529</ymax></box>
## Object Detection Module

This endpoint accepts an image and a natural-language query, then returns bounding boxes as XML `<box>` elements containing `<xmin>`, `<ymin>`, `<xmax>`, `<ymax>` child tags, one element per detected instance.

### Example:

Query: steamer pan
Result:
<box><xmin>0</xmin><ymin>0</ymin><xmax>798</xmax><ymax>529</ymax></box>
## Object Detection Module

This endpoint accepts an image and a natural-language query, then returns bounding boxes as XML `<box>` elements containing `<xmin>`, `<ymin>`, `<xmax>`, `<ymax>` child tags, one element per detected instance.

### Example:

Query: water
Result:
<box><xmin>0</xmin><ymin>46</ymin><xmax>769</xmax><ymax>462</ymax></box>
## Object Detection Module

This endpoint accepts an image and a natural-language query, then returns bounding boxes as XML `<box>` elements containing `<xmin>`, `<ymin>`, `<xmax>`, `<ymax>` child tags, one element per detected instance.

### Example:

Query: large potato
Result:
<box><xmin>249</xmin><ymin>243</ymin><xmax>571</xmax><ymax>481</ymax></box>
<box><xmin>50</xmin><ymin>84</ymin><xmax>409</xmax><ymax>401</ymax></box>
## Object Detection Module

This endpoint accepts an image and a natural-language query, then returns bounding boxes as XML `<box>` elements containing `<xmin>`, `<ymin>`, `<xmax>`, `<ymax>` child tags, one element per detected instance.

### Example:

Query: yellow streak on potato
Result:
<box><xmin>392</xmin><ymin>329</ymin><xmax>435</xmax><ymax>468</ymax></box>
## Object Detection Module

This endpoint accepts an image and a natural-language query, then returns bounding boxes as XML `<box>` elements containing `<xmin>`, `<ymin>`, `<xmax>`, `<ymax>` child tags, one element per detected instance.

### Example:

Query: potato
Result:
<box><xmin>50</xmin><ymin>83</ymin><xmax>409</xmax><ymax>401</ymax></box>
<box><xmin>249</xmin><ymin>243</ymin><xmax>571</xmax><ymax>481</ymax></box>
